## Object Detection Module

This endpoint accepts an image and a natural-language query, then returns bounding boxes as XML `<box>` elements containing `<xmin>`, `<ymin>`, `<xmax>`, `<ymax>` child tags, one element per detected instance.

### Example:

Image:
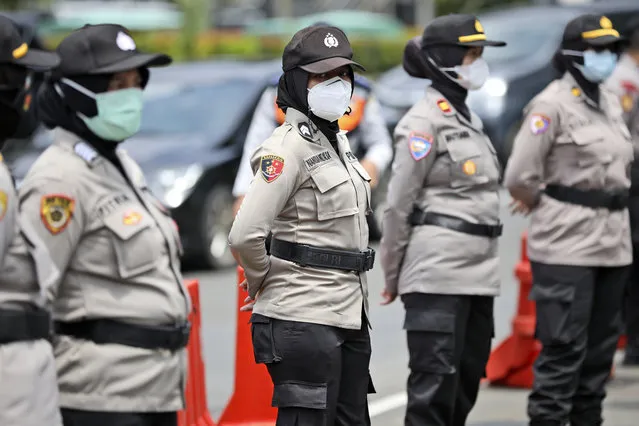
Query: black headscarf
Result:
<box><xmin>403</xmin><ymin>37</ymin><xmax>471</xmax><ymax>121</ymax></box>
<box><xmin>276</xmin><ymin>66</ymin><xmax>354</xmax><ymax>146</ymax></box>
<box><xmin>552</xmin><ymin>37</ymin><xmax>601</xmax><ymax>105</ymax></box>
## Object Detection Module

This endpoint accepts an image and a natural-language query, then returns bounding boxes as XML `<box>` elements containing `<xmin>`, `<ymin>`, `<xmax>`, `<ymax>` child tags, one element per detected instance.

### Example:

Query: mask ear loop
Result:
<box><xmin>426</xmin><ymin>55</ymin><xmax>467</xmax><ymax>88</ymax></box>
<box><xmin>56</xmin><ymin>77</ymin><xmax>98</xmax><ymax>121</ymax></box>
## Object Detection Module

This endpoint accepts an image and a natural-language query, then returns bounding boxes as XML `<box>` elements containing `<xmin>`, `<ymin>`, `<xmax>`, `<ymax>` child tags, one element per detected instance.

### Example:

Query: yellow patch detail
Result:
<box><xmin>462</xmin><ymin>160</ymin><xmax>477</xmax><ymax>176</ymax></box>
<box><xmin>0</xmin><ymin>191</ymin><xmax>7</xmax><ymax>221</ymax></box>
<box><xmin>40</xmin><ymin>194</ymin><xmax>75</xmax><ymax>235</ymax></box>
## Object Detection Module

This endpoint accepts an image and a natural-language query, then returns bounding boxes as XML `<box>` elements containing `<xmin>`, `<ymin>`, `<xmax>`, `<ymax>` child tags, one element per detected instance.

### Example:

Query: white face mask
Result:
<box><xmin>307</xmin><ymin>76</ymin><xmax>352</xmax><ymax>122</ymax></box>
<box><xmin>441</xmin><ymin>57</ymin><xmax>490</xmax><ymax>91</ymax></box>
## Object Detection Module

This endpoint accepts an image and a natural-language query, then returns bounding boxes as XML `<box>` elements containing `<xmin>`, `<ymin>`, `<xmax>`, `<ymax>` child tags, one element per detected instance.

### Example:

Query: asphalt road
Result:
<box><xmin>184</xmin><ymin>190</ymin><xmax>639</xmax><ymax>424</ymax></box>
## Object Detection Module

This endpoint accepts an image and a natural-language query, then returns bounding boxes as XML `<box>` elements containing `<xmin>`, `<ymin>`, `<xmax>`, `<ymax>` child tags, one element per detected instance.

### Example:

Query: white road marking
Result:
<box><xmin>368</xmin><ymin>392</ymin><xmax>408</xmax><ymax>418</ymax></box>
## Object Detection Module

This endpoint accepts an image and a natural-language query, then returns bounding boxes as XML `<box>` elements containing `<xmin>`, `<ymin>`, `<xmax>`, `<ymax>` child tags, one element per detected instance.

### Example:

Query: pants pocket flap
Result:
<box><xmin>249</xmin><ymin>313</ymin><xmax>271</xmax><ymax>324</ymax></box>
<box><xmin>530</xmin><ymin>282</ymin><xmax>575</xmax><ymax>303</ymax></box>
<box><xmin>403</xmin><ymin>308</ymin><xmax>455</xmax><ymax>333</ymax></box>
<box><xmin>272</xmin><ymin>381</ymin><xmax>328</xmax><ymax>409</ymax></box>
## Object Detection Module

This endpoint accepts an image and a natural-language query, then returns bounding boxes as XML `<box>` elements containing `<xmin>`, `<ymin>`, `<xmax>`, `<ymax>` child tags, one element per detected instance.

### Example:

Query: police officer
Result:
<box><xmin>231</xmin><ymin>23</ymin><xmax>393</xmax><ymax>227</ymax></box>
<box><xmin>606</xmin><ymin>16</ymin><xmax>639</xmax><ymax>366</ymax></box>
<box><xmin>0</xmin><ymin>15</ymin><xmax>62</xmax><ymax>426</ymax></box>
<box><xmin>379</xmin><ymin>14</ymin><xmax>505</xmax><ymax>426</ymax></box>
<box><xmin>228</xmin><ymin>24</ymin><xmax>374</xmax><ymax>426</ymax></box>
<box><xmin>20</xmin><ymin>24</ymin><xmax>191</xmax><ymax>426</ymax></box>
<box><xmin>504</xmin><ymin>14</ymin><xmax>631</xmax><ymax>426</ymax></box>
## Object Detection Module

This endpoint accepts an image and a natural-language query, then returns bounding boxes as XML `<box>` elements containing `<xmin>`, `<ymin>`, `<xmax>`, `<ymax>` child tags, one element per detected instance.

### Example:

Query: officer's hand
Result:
<box><xmin>509</xmin><ymin>198</ymin><xmax>532</xmax><ymax>216</ymax></box>
<box><xmin>380</xmin><ymin>289</ymin><xmax>397</xmax><ymax>305</ymax></box>
<box><xmin>360</xmin><ymin>159</ymin><xmax>379</xmax><ymax>189</ymax></box>
<box><xmin>232</xmin><ymin>196</ymin><xmax>245</xmax><ymax>217</ymax></box>
<box><xmin>238</xmin><ymin>279</ymin><xmax>255</xmax><ymax>311</ymax></box>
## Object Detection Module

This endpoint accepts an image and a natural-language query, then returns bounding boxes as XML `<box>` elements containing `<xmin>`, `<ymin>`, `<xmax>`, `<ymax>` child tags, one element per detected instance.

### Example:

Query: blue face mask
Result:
<box><xmin>563</xmin><ymin>49</ymin><xmax>618</xmax><ymax>83</ymax></box>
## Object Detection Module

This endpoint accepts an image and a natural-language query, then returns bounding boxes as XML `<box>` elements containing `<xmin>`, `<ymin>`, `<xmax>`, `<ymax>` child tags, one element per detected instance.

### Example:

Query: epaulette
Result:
<box><xmin>73</xmin><ymin>141</ymin><xmax>98</xmax><ymax>165</ymax></box>
<box><xmin>354</xmin><ymin>74</ymin><xmax>372</xmax><ymax>92</ymax></box>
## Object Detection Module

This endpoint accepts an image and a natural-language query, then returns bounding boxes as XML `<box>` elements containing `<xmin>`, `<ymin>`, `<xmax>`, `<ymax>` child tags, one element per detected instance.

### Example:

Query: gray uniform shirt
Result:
<box><xmin>380</xmin><ymin>87</ymin><xmax>502</xmax><ymax>297</ymax></box>
<box><xmin>228</xmin><ymin>108</ymin><xmax>372</xmax><ymax>330</ymax></box>
<box><xmin>18</xmin><ymin>129</ymin><xmax>192</xmax><ymax>412</ymax></box>
<box><xmin>504</xmin><ymin>72</ymin><xmax>633</xmax><ymax>267</ymax></box>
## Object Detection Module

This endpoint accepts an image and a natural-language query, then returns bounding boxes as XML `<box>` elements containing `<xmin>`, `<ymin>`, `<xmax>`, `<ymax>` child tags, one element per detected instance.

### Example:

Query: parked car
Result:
<box><xmin>5</xmin><ymin>59</ymin><xmax>282</xmax><ymax>270</ymax></box>
<box><xmin>374</xmin><ymin>0</ymin><xmax>639</xmax><ymax>168</ymax></box>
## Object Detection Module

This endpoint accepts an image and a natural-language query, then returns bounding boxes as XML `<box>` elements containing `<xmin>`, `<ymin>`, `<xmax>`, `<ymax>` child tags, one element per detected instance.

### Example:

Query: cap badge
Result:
<box><xmin>474</xmin><ymin>20</ymin><xmax>484</xmax><ymax>33</ymax></box>
<box><xmin>600</xmin><ymin>16</ymin><xmax>612</xmax><ymax>30</ymax></box>
<box><xmin>116</xmin><ymin>32</ymin><xmax>136</xmax><ymax>51</ymax></box>
<box><xmin>324</xmin><ymin>33</ymin><xmax>339</xmax><ymax>48</ymax></box>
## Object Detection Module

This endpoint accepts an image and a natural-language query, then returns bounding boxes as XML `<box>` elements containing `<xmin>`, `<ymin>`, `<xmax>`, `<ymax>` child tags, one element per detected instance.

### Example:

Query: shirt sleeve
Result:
<box><xmin>228</xmin><ymin>142</ymin><xmax>302</xmax><ymax>298</ymax></box>
<box><xmin>18</xmin><ymin>177</ymin><xmax>85</xmax><ymax>302</ymax></box>
<box><xmin>358</xmin><ymin>95</ymin><xmax>394</xmax><ymax>173</ymax></box>
<box><xmin>232</xmin><ymin>88</ymin><xmax>279</xmax><ymax>197</ymax></box>
<box><xmin>379</xmin><ymin>112</ymin><xmax>437</xmax><ymax>295</ymax></box>
<box><xmin>503</xmin><ymin>101</ymin><xmax>558</xmax><ymax>206</ymax></box>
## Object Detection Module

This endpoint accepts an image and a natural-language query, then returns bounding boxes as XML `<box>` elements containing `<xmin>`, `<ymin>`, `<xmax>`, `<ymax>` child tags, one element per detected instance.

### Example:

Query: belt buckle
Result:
<box><xmin>610</xmin><ymin>192</ymin><xmax>628</xmax><ymax>211</ymax></box>
<box><xmin>363</xmin><ymin>248</ymin><xmax>376</xmax><ymax>271</ymax></box>
<box><xmin>492</xmin><ymin>224</ymin><xmax>503</xmax><ymax>238</ymax></box>
<box><xmin>175</xmin><ymin>322</ymin><xmax>191</xmax><ymax>349</ymax></box>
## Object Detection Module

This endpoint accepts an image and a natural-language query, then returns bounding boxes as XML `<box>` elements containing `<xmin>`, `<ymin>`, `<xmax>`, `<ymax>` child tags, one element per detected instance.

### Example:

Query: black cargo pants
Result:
<box><xmin>528</xmin><ymin>262</ymin><xmax>628</xmax><ymax>426</ymax></box>
<box><xmin>249</xmin><ymin>312</ymin><xmax>373</xmax><ymax>426</ymax></box>
<box><xmin>401</xmin><ymin>293</ymin><xmax>494</xmax><ymax>426</ymax></box>
<box><xmin>625</xmin><ymin>195</ymin><xmax>639</xmax><ymax>362</ymax></box>
<box><xmin>61</xmin><ymin>409</ymin><xmax>177</xmax><ymax>426</ymax></box>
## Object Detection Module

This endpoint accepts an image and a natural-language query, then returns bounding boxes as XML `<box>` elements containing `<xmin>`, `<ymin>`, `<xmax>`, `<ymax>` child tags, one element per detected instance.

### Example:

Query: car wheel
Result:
<box><xmin>196</xmin><ymin>185</ymin><xmax>236</xmax><ymax>270</ymax></box>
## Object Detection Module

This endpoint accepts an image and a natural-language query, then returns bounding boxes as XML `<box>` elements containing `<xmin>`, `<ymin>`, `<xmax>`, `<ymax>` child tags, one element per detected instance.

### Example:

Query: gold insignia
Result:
<box><xmin>12</xmin><ymin>43</ymin><xmax>28</xmax><ymax>59</ymax></box>
<box><xmin>475</xmin><ymin>20</ymin><xmax>484</xmax><ymax>33</ymax></box>
<box><xmin>0</xmin><ymin>153</ymin><xmax>3</xmax><ymax>162</ymax></box>
<box><xmin>571</xmin><ymin>87</ymin><xmax>581</xmax><ymax>97</ymax></box>
<box><xmin>123</xmin><ymin>211</ymin><xmax>142</xmax><ymax>226</ymax></box>
<box><xmin>462</xmin><ymin>160</ymin><xmax>477</xmax><ymax>176</ymax></box>
<box><xmin>600</xmin><ymin>16</ymin><xmax>612</xmax><ymax>30</ymax></box>
<box><xmin>622</xmin><ymin>94</ymin><xmax>634</xmax><ymax>113</ymax></box>
<box><xmin>40</xmin><ymin>194</ymin><xmax>74</xmax><ymax>235</ymax></box>
<box><xmin>0</xmin><ymin>191</ymin><xmax>7</xmax><ymax>222</ymax></box>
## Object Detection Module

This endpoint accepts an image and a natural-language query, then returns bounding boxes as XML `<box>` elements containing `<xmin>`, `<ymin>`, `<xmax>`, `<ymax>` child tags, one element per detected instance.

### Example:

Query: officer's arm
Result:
<box><xmin>358</xmin><ymin>96</ymin><xmax>393</xmax><ymax>174</ymax></box>
<box><xmin>503</xmin><ymin>102</ymin><xmax>557</xmax><ymax>208</ymax></box>
<box><xmin>232</xmin><ymin>88</ymin><xmax>279</xmax><ymax>198</ymax></box>
<box><xmin>379</xmin><ymin>114</ymin><xmax>437</xmax><ymax>296</ymax></box>
<box><xmin>18</xmin><ymin>177</ymin><xmax>85</xmax><ymax>302</ymax></box>
<box><xmin>228</xmin><ymin>145</ymin><xmax>302</xmax><ymax>298</ymax></box>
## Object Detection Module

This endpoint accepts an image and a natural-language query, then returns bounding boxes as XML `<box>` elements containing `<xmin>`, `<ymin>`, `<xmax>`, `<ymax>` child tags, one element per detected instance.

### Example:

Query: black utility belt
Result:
<box><xmin>0</xmin><ymin>307</ymin><xmax>51</xmax><ymax>345</ymax></box>
<box><xmin>270</xmin><ymin>238</ymin><xmax>375</xmax><ymax>272</ymax></box>
<box><xmin>409</xmin><ymin>210</ymin><xmax>503</xmax><ymax>238</ymax></box>
<box><xmin>54</xmin><ymin>318</ymin><xmax>191</xmax><ymax>351</ymax></box>
<box><xmin>544</xmin><ymin>184</ymin><xmax>628</xmax><ymax>211</ymax></box>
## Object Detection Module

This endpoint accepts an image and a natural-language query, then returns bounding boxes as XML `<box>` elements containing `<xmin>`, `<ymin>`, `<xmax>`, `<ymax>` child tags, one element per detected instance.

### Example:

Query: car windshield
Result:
<box><xmin>138</xmin><ymin>79</ymin><xmax>258</xmax><ymax>137</ymax></box>
<box><xmin>479</xmin><ymin>14</ymin><xmax>569</xmax><ymax>65</ymax></box>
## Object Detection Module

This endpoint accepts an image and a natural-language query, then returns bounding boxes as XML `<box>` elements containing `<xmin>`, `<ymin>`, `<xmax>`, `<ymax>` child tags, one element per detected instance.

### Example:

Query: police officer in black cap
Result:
<box><xmin>0</xmin><ymin>14</ymin><xmax>63</xmax><ymax>426</ymax></box>
<box><xmin>20</xmin><ymin>24</ymin><xmax>191</xmax><ymax>426</ymax></box>
<box><xmin>505</xmin><ymin>13</ymin><xmax>629</xmax><ymax>426</ymax></box>
<box><xmin>229</xmin><ymin>24</ymin><xmax>375</xmax><ymax>426</ymax></box>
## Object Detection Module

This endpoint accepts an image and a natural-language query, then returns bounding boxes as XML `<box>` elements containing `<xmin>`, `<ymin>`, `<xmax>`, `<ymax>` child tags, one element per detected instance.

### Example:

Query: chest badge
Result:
<box><xmin>123</xmin><ymin>211</ymin><xmax>143</xmax><ymax>226</ymax></box>
<box><xmin>0</xmin><ymin>191</ymin><xmax>7</xmax><ymax>221</ymax></box>
<box><xmin>40</xmin><ymin>194</ymin><xmax>75</xmax><ymax>235</ymax></box>
<box><xmin>462</xmin><ymin>159</ymin><xmax>477</xmax><ymax>176</ymax></box>
<box><xmin>408</xmin><ymin>132</ymin><xmax>433</xmax><ymax>161</ymax></box>
<box><xmin>260</xmin><ymin>155</ymin><xmax>285</xmax><ymax>183</ymax></box>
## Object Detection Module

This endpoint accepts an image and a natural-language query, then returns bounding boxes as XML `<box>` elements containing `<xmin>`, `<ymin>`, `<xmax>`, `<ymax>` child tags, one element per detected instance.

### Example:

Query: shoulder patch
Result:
<box><xmin>297</xmin><ymin>121</ymin><xmax>320</xmax><ymax>144</ymax></box>
<box><xmin>74</xmin><ymin>142</ymin><xmax>98</xmax><ymax>164</ymax></box>
<box><xmin>408</xmin><ymin>132</ymin><xmax>433</xmax><ymax>161</ymax></box>
<box><xmin>260</xmin><ymin>155</ymin><xmax>285</xmax><ymax>183</ymax></box>
<box><xmin>40</xmin><ymin>194</ymin><xmax>75</xmax><ymax>235</ymax></box>
<box><xmin>529</xmin><ymin>114</ymin><xmax>551</xmax><ymax>135</ymax></box>
<box><xmin>0</xmin><ymin>191</ymin><xmax>7</xmax><ymax>221</ymax></box>
<box><xmin>304</xmin><ymin>150</ymin><xmax>333</xmax><ymax>172</ymax></box>
<box><xmin>436</xmin><ymin>99</ymin><xmax>454</xmax><ymax>116</ymax></box>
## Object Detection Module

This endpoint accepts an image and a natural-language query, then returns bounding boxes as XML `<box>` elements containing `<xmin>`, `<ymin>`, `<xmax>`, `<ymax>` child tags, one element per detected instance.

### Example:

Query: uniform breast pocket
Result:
<box><xmin>103</xmin><ymin>211</ymin><xmax>161</xmax><ymax>279</ymax></box>
<box><xmin>568</xmin><ymin>125</ymin><xmax>609</xmax><ymax>162</ymax></box>
<box><xmin>445</xmin><ymin>138</ymin><xmax>490</xmax><ymax>188</ymax></box>
<box><xmin>310</xmin><ymin>165</ymin><xmax>359</xmax><ymax>221</ymax></box>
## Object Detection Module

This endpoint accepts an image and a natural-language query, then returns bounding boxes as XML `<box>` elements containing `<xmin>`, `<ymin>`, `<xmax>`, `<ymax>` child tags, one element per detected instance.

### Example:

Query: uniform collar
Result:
<box><xmin>560</xmin><ymin>72</ymin><xmax>601</xmax><ymax>109</ymax></box>
<box><xmin>285</xmin><ymin>108</ymin><xmax>334</xmax><ymax>149</ymax></box>
<box><xmin>53</xmin><ymin>128</ymin><xmax>105</xmax><ymax>168</ymax></box>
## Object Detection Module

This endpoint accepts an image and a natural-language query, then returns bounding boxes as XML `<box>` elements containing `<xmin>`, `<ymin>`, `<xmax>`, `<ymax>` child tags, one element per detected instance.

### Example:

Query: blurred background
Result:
<box><xmin>2</xmin><ymin>0</ymin><xmax>639</xmax><ymax>270</ymax></box>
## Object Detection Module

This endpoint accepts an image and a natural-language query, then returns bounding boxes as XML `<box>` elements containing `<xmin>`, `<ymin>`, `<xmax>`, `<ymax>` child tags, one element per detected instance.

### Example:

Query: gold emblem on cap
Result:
<box><xmin>600</xmin><ymin>16</ymin><xmax>612</xmax><ymax>29</ymax></box>
<box><xmin>474</xmin><ymin>20</ymin><xmax>484</xmax><ymax>33</ymax></box>
<box><xmin>12</xmin><ymin>43</ymin><xmax>28</xmax><ymax>59</ymax></box>
<box><xmin>571</xmin><ymin>87</ymin><xmax>581</xmax><ymax>97</ymax></box>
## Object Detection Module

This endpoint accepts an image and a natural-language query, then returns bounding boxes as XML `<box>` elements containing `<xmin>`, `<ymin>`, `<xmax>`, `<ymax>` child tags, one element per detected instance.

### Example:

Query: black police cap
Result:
<box><xmin>282</xmin><ymin>25</ymin><xmax>365</xmax><ymax>74</ymax></box>
<box><xmin>53</xmin><ymin>24</ymin><xmax>171</xmax><ymax>77</ymax></box>
<box><xmin>0</xmin><ymin>14</ymin><xmax>59</xmax><ymax>69</ymax></box>
<box><xmin>421</xmin><ymin>14</ymin><xmax>506</xmax><ymax>48</ymax></box>
<box><xmin>562</xmin><ymin>14</ymin><xmax>623</xmax><ymax>46</ymax></box>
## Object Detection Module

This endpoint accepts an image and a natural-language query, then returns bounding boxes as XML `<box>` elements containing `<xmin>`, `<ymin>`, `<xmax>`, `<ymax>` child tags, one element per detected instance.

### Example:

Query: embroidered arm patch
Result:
<box><xmin>40</xmin><ymin>194</ymin><xmax>75</xmax><ymax>235</ymax></box>
<box><xmin>408</xmin><ymin>132</ymin><xmax>433</xmax><ymax>161</ymax></box>
<box><xmin>260</xmin><ymin>155</ymin><xmax>285</xmax><ymax>183</ymax></box>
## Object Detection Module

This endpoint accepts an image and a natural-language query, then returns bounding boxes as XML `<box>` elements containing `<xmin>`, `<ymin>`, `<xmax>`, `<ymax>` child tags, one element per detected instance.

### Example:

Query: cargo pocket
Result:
<box><xmin>250</xmin><ymin>314</ymin><xmax>282</xmax><ymax>364</ymax></box>
<box><xmin>310</xmin><ymin>165</ymin><xmax>359</xmax><ymax>221</ymax></box>
<box><xmin>530</xmin><ymin>280</ymin><xmax>580</xmax><ymax>346</ymax></box>
<box><xmin>444</xmin><ymin>137</ymin><xmax>490</xmax><ymax>188</ymax></box>
<box><xmin>103</xmin><ymin>211</ymin><xmax>160</xmax><ymax>279</ymax></box>
<box><xmin>403</xmin><ymin>308</ymin><xmax>456</xmax><ymax>374</ymax></box>
<box><xmin>272</xmin><ymin>381</ymin><xmax>328</xmax><ymax>426</ymax></box>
